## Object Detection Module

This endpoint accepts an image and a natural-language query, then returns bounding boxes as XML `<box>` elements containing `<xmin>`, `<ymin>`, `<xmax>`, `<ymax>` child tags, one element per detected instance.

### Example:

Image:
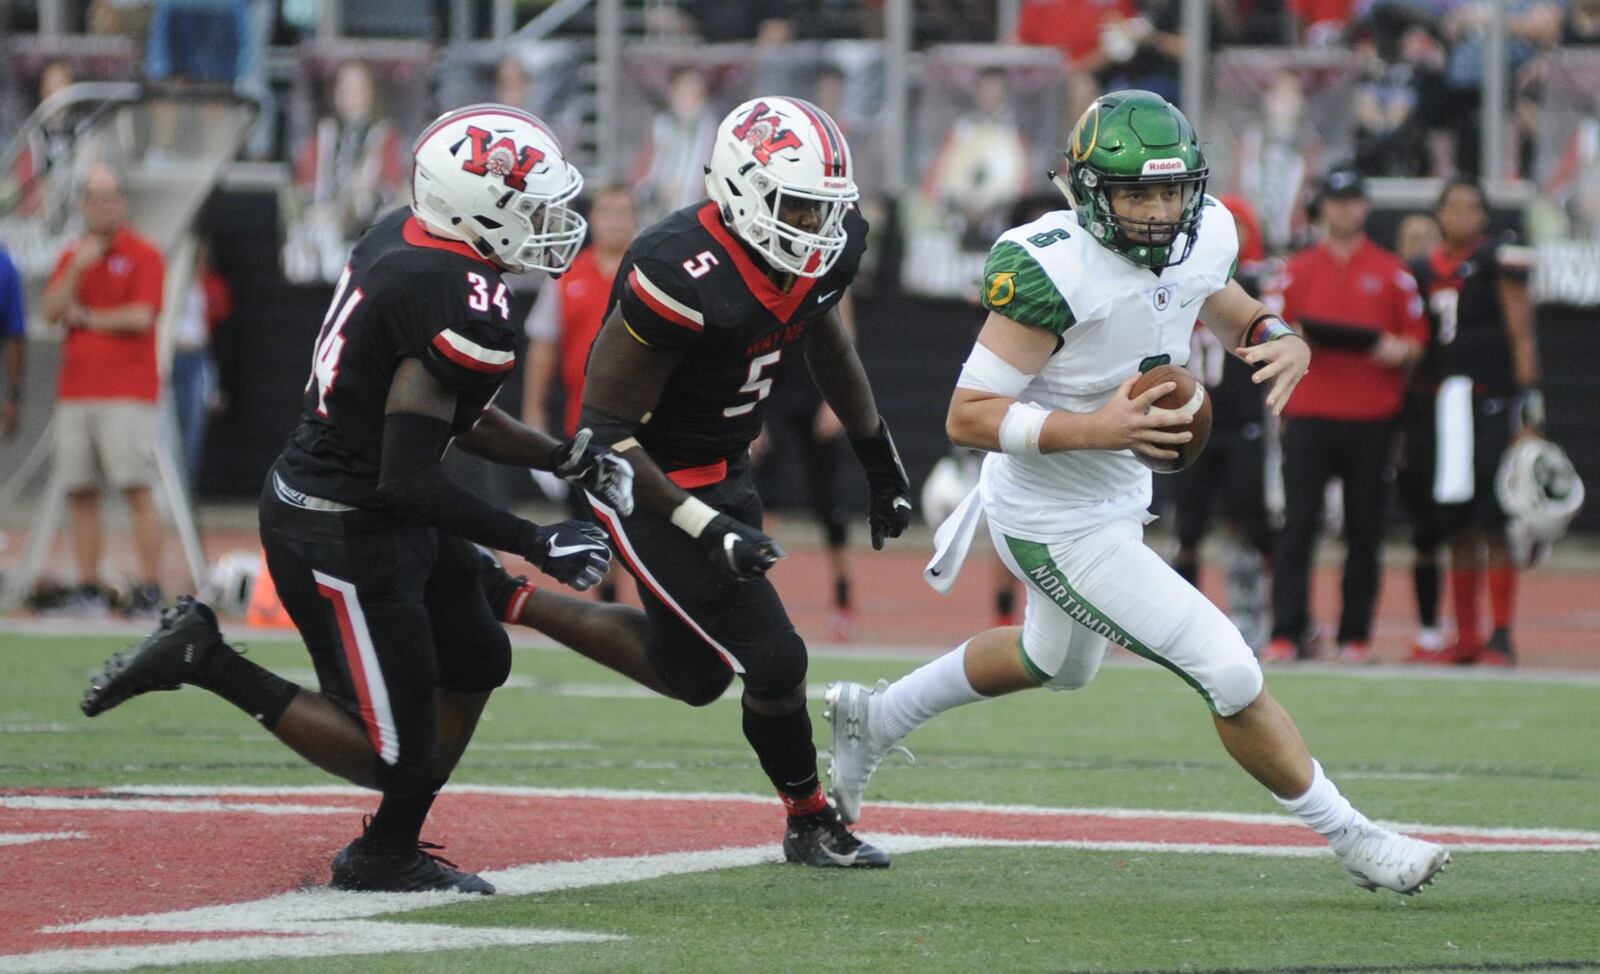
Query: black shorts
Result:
<box><xmin>258</xmin><ymin>469</ymin><xmax>512</xmax><ymax>786</ymax></box>
<box><xmin>585</xmin><ymin>457</ymin><xmax>806</xmax><ymax>703</ymax></box>
<box><xmin>1171</xmin><ymin>422</ymin><xmax>1270</xmax><ymax>552</ymax></box>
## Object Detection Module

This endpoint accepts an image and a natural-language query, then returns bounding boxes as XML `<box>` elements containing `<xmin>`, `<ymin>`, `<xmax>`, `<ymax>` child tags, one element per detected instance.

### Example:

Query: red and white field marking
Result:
<box><xmin>3</xmin><ymin>785</ymin><xmax>1597</xmax><ymax>972</ymax></box>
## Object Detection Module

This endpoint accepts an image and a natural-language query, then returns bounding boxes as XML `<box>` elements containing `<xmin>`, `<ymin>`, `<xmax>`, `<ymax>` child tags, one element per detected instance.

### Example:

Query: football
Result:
<box><xmin>1127</xmin><ymin>364</ymin><xmax>1212</xmax><ymax>473</ymax></box>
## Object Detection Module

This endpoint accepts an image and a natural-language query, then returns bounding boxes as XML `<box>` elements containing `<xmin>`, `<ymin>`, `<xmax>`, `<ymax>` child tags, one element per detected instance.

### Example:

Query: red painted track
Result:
<box><xmin>3</xmin><ymin>516</ymin><xmax>1596</xmax><ymax>669</ymax></box>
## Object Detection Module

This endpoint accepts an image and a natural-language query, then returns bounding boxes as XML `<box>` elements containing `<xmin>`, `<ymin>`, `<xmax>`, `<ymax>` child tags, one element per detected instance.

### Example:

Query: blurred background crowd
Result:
<box><xmin>0</xmin><ymin>0</ymin><xmax>1594</xmax><ymax>659</ymax></box>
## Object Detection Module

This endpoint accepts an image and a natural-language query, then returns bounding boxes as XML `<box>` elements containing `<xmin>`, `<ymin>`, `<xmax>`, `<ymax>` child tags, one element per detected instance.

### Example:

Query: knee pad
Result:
<box><xmin>1209</xmin><ymin>657</ymin><xmax>1264</xmax><ymax>717</ymax></box>
<box><xmin>675</xmin><ymin>667</ymin><xmax>734</xmax><ymax>707</ymax></box>
<box><xmin>738</xmin><ymin>629</ymin><xmax>808</xmax><ymax>700</ymax></box>
<box><xmin>442</xmin><ymin>627</ymin><xmax>512</xmax><ymax>693</ymax></box>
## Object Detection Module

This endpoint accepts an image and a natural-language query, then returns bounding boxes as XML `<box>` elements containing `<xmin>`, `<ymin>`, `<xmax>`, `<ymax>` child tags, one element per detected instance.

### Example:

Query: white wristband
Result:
<box><xmin>998</xmin><ymin>400</ymin><xmax>1051</xmax><ymax>455</ymax></box>
<box><xmin>670</xmin><ymin>496</ymin><xmax>719</xmax><ymax>538</ymax></box>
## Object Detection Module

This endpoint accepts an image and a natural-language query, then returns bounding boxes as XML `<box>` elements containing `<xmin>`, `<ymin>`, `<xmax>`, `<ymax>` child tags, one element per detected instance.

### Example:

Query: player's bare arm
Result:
<box><xmin>947</xmin><ymin>310</ymin><xmax>1191</xmax><ymax>461</ymax></box>
<box><xmin>1201</xmin><ymin>277</ymin><xmax>1310</xmax><ymax>415</ymax></box>
<box><xmin>579</xmin><ymin>304</ymin><xmax>692</xmax><ymax>519</ymax></box>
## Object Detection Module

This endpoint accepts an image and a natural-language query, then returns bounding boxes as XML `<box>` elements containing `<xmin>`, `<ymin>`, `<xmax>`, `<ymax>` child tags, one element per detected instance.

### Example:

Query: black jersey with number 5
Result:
<box><xmin>277</xmin><ymin>207</ymin><xmax>520</xmax><ymax>507</ymax></box>
<box><xmin>603</xmin><ymin>201</ymin><xmax>867</xmax><ymax>471</ymax></box>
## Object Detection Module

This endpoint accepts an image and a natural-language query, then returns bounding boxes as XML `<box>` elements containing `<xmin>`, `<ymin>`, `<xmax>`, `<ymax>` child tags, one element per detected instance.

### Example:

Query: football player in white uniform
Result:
<box><xmin>826</xmin><ymin>91</ymin><xmax>1450</xmax><ymax>895</ymax></box>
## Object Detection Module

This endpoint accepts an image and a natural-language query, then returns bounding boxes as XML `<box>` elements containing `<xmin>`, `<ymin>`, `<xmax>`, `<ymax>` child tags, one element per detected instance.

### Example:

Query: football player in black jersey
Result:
<box><xmin>574</xmin><ymin>96</ymin><xmax>912</xmax><ymax>868</ymax></box>
<box><xmin>81</xmin><ymin>106</ymin><xmax>636</xmax><ymax>894</ymax></box>
<box><xmin>1406</xmin><ymin>178</ymin><xmax>1542</xmax><ymax>666</ymax></box>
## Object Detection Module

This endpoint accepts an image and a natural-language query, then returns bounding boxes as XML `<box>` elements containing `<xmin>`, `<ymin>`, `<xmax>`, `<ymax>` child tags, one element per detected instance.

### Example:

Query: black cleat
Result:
<box><xmin>80</xmin><ymin>595</ymin><xmax>224</xmax><ymax>717</ymax></box>
<box><xmin>782</xmin><ymin>805</ymin><xmax>890</xmax><ymax>869</ymax></box>
<box><xmin>331</xmin><ymin>837</ymin><xmax>496</xmax><ymax>894</ymax></box>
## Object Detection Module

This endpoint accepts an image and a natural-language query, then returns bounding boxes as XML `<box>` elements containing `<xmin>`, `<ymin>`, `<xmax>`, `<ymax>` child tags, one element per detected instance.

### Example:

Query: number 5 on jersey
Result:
<box><xmin>307</xmin><ymin>266</ymin><xmax>365</xmax><ymax>416</ymax></box>
<box><xmin>723</xmin><ymin>350</ymin><xmax>781</xmax><ymax>418</ymax></box>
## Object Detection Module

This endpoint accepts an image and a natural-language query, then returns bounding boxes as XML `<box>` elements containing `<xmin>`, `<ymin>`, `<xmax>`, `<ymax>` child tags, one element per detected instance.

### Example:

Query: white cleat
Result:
<box><xmin>823</xmin><ymin>680</ymin><xmax>912</xmax><ymax>825</ymax></box>
<box><xmin>1333</xmin><ymin>823</ymin><xmax>1451</xmax><ymax>895</ymax></box>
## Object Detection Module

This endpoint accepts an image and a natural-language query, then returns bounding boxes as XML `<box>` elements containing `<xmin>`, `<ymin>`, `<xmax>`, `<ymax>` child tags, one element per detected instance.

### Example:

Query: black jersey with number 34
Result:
<box><xmin>277</xmin><ymin>207</ymin><xmax>521</xmax><ymax>507</ymax></box>
<box><xmin>604</xmin><ymin>200</ymin><xmax>867</xmax><ymax>470</ymax></box>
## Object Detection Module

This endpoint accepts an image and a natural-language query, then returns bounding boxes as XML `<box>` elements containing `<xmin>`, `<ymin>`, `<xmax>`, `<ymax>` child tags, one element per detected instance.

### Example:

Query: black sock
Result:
<box><xmin>833</xmin><ymin>576</ymin><xmax>851</xmax><ymax>611</ymax></box>
<box><xmin>1414</xmin><ymin>561</ymin><xmax>1441</xmax><ymax>629</ymax></box>
<box><xmin>191</xmin><ymin>646</ymin><xmax>300</xmax><ymax>728</ymax></box>
<box><xmin>995</xmin><ymin>588</ymin><xmax>1015</xmax><ymax>618</ymax></box>
<box><xmin>741</xmin><ymin>702</ymin><xmax>820</xmax><ymax>803</ymax></box>
<box><xmin>364</xmin><ymin>778</ymin><xmax>445</xmax><ymax>852</ymax></box>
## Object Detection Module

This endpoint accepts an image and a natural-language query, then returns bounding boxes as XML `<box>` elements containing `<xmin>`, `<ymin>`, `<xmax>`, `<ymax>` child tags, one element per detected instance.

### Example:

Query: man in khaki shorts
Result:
<box><xmin>41</xmin><ymin>163</ymin><xmax>167</xmax><ymax>613</ymax></box>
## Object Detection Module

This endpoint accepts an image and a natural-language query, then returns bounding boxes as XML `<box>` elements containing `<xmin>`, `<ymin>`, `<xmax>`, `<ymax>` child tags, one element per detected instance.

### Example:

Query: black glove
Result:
<box><xmin>528</xmin><ymin>520</ymin><xmax>611</xmax><ymax>591</ymax></box>
<box><xmin>849</xmin><ymin>417</ymin><xmax>913</xmax><ymax>550</ymax></box>
<box><xmin>551</xmin><ymin>428</ymin><xmax>635</xmax><ymax>516</ymax></box>
<box><xmin>697</xmin><ymin>512</ymin><xmax>786</xmax><ymax>581</ymax></box>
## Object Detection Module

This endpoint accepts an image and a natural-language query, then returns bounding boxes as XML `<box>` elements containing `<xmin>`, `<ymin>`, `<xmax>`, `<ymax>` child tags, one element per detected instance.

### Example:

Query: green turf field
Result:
<box><xmin>4</xmin><ymin>631</ymin><xmax>1599</xmax><ymax>973</ymax></box>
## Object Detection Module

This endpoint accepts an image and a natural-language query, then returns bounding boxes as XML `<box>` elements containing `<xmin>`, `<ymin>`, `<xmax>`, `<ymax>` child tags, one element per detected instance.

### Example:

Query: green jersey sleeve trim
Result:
<box><xmin>981</xmin><ymin>240</ymin><xmax>1076</xmax><ymax>335</ymax></box>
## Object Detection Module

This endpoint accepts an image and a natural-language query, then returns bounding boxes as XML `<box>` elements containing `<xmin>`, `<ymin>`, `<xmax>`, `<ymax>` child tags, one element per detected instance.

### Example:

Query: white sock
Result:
<box><xmin>877</xmin><ymin>640</ymin><xmax>986</xmax><ymax>742</ymax></box>
<box><xmin>1276</xmin><ymin>759</ymin><xmax>1370</xmax><ymax>851</ymax></box>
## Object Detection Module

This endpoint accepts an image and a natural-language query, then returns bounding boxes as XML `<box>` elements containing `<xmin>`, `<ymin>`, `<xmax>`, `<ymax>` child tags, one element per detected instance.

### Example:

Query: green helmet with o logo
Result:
<box><xmin>1051</xmin><ymin>90</ymin><xmax>1209</xmax><ymax>269</ymax></box>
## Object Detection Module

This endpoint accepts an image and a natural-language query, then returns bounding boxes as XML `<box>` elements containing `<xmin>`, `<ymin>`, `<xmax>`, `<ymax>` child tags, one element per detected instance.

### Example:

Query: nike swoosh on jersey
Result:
<box><xmin>1180</xmin><ymin>294</ymin><xmax>1201</xmax><ymax>308</ymax></box>
<box><xmin>547</xmin><ymin>541</ymin><xmax>605</xmax><ymax>558</ymax></box>
<box><xmin>816</xmin><ymin>289</ymin><xmax>840</xmax><ymax>303</ymax></box>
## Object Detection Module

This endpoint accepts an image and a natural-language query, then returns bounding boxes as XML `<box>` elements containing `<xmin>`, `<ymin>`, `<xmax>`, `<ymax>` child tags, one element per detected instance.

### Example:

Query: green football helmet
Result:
<box><xmin>1051</xmin><ymin>90</ymin><xmax>1209</xmax><ymax>269</ymax></box>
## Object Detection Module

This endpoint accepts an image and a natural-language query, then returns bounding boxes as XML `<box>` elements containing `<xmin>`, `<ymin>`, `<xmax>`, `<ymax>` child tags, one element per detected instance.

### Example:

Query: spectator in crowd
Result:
<box><xmin>6</xmin><ymin>59</ymin><xmax>80</xmax><ymax>219</ymax></box>
<box><xmin>1233</xmin><ymin>69</ymin><xmax>1323</xmax><ymax>252</ymax></box>
<box><xmin>169</xmin><ymin>237</ymin><xmax>232</xmax><ymax>489</ymax></box>
<box><xmin>1565</xmin><ymin>0</ymin><xmax>1600</xmax><ymax>42</ymax></box>
<box><xmin>492</xmin><ymin>51</ymin><xmax>583</xmax><ymax>157</ymax></box>
<box><xmin>1170</xmin><ymin>195</ymin><xmax>1278</xmax><ymax>652</ymax></box>
<box><xmin>39</xmin><ymin>163</ymin><xmax>167</xmax><ymax>614</ymax></box>
<box><xmin>921</xmin><ymin>67</ymin><xmax>1031</xmax><ymax>248</ymax></box>
<box><xmin>144</xmin><ymin>0</ymin><xmax>248</xmax><ymax>85</ymax></box>
<box><xmin>1</xmin><ymin>244</ymin><xmax>25</xmax><ymax>439</ymax></box>
<box><xmin>1213</xmin><ymin>0</ymin><xmax>1295</xmax><ymax>44</ymax></box>
<box><xmin>1100</xmin><ymin>0</ymin><xmax>1185</xmax><ymax>105</ymax></box>
<box><xmin>630</xmin><ymin>66</ymin><xmax>718</xmax><ymax>224</ymax></box>
<box><xmin>1434</xmin><ymin>0</ymin><xmax>1564</xmax><ymax>175</ymax></box>
<box><xmin>1015</xmin><ymin>0</ymin><xmax>1134</xmax><ymax>122</ymax></box>
<box><xmin>1395</xmin><ymin>211</ymin><xmax>1442</xmax><ymax>263</ymax></box>
<box><xmin>1265</xmin><ymin>165</ymin><xmax>1428</xmax><ymax>664</ymax></box>
<box><xmin>522</xmin><ymin>185</ymin><xmax>639</xmax><ymax>604</ymax></box>
<box><xmin>287</xmin><ymin>60</ymin><xmax>407</xmax><ymax>282</ymax></box>
<box><xmin>1392</xmin><ymin>208</ymin><xmax>1445</xmax><ymax>659</ymax></box>
<box><xmin>1349</xmin><ymin>25</ymin><xmax>1433</xmax><ymax>177</ymax></box>
<box><xmin>1290</xmin><ymin>0</ymin><xmax>1356</xmax><ymax>44</ymax></box>
<box><xmin>1408</xmin><ymin>178</ymin><xmax>1541</xmax><ymax>666</ymax></box>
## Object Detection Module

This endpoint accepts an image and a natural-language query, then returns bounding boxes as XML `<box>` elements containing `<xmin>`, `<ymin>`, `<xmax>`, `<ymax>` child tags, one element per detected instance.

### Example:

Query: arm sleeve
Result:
<box><xmin>616</xmin><ymin>258</ymin><xmax>707</xmax><ymax>351</ymax></box>
<box><xmin>374</xmin><ymin>411</ymin><xmax>540</xmax><ymax>554</ymax></box>
<box><xmin>980</xmin><ymin>239</ymin><xmax>1076</xmax><ymax>335</ymax></box>
<box><xmin>524</xmin><ymin>280</ymin><xmax>561</xmax><ymax>342</ymax></box>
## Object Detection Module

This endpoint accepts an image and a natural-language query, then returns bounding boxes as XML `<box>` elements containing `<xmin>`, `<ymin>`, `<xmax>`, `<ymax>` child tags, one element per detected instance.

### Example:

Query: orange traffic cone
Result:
<box><xmin>245</xmin><ymin>554</ymin><xmax>295</xmax><ymax>629</ymax></box>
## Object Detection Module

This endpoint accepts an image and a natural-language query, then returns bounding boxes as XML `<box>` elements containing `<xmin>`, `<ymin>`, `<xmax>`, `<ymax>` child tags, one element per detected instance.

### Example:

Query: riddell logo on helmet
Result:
<box><xmin>1141</xmin><ymin>158</ymin><xmax>1187</xmax><ymax>174</ymax></box>
<box><xmin>459</xmin><ymin>126</ymin><xmax>546</xmax><ymax>191</ymax></box>
<box><xmin>731</xmin><ymin>102</ymin><xmax>804</xmax><ymax>165</ymax></box>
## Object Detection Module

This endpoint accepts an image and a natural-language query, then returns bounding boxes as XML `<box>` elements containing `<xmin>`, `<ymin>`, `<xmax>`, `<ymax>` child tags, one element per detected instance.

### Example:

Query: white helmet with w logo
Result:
<box><xmin>704</xmin><ymin>96</ymin><xmax>858</xmax><ymax>278</ymax></box>
<box><xmin>412</xmin><ymin>103</ymin><xmax>586</xmax><ymax>273</ymax></box>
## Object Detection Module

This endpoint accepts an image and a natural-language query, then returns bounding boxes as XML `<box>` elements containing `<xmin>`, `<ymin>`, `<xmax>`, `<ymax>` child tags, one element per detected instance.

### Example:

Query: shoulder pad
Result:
<box><xmin>981</xmin><ymin>216</ymin><xmax>1078</xmax><ymax>335</ymax></box>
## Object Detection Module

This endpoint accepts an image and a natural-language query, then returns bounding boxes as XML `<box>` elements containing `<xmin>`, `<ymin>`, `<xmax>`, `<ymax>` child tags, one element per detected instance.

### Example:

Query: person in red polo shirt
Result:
<box><xmin>1265</xmin><ymin>165</ymin><xmax>1428</xmax><ymax>664</ymax></box>
<box><xmin>522</xmin><ymin>184</ymin><xmax>638</xmax><ymax>603</ymax></box>
<box><xmin>40</xmin><ymin>162</ymin><xmax>167</xmax><ymax>614</ymax></box>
